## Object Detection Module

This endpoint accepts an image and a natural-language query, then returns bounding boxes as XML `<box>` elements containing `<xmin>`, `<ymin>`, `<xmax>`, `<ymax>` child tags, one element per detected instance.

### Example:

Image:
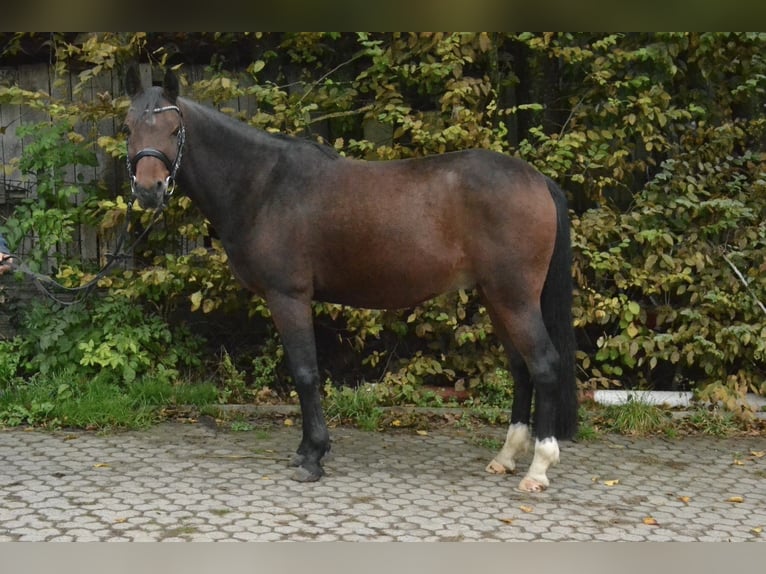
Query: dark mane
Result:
<box><xmin>270</xmin><ymin>132</ymin><xmax>340</xmax><ymax>160</ymax></box>
<box><xmin>180</xmin><ymin>97</ymin><xmax>340</xmax><ymax>160</ymax></box>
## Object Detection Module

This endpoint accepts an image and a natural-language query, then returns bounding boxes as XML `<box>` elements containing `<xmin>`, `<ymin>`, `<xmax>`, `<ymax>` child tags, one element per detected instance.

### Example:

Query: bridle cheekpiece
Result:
<box><xmin>127</xmin><ymin>104</ymin><xmax>186</xmax><ymax>203</ymax></box>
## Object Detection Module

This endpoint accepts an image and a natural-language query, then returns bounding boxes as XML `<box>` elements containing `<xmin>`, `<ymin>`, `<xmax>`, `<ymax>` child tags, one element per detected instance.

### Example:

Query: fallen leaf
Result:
<box><xmin>750</xmin><ymin>451</ymin><xmax>765</xmax><ymax>458</ymax></box>
<box><xmin>498</xmin><ymin>517</ymin><xmax>514</xmax><ymax>525</ymax></box>
<box><xmin>751</xmin><ymin>527</ymin><xmax>762</xmax><ymax>535</ymax></box>
<box><xmin>727</xmin><ymin>496</ymin><xmax>744</xmax><ymax>503</ymax></box>
<box><xmin>415</xmin><ymin>430</ymin><xmax>428</xmax><ymax>436</ymax></box>
<box><xmin>643</xmin><ymin>517</ymin><xmax>659</xmax><ymax>526</ymax></box>
<box><xmin>732</xmin><ymin>459</ymin><xmax>745</xmax><ymax>466</ymax></box>
<box><xmin>519</xmin><ymin>505</ymin><xmax>534</xmax><ymax>513</ymax></box>
<box><xmin>93</xmin><ymin>463</ymin><xmax>110</xmax><ymax>469</ymax></box>
<box><xmin>391</xmin><ymin>420</ymin><xmax>402</xmax><ymax>427</ymax></box>
<box><xmin>678</xmin><ymin>496</ymin><xmax>691</xmax><ymax>504</ymax></box>
<box><xmin>283</xmin><ymin>418</ymin><xmax>294</xmax><ymax>427</ymax></box>
<box><xmin>114</xmin><ymin>518</ymin><xmax>127</xmax><ymax>524</ymax></box>
<box><xmin>603</xmin><ymin>479</ymin><xmax>620</xmax><ymax>487</ymax></box>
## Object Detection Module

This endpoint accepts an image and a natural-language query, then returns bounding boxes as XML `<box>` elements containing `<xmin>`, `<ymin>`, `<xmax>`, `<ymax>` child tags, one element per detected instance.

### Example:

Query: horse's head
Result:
<box><xmin>124</xmin><ymin>67</ymin><xmax>186</xmax><ymax>209</ymax></box>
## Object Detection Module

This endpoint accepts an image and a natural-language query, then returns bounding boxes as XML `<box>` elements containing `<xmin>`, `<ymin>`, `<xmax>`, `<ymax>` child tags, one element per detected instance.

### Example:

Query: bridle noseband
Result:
<box><xmin>127</xmin><ymin>104</ymin><xmax>186</xmax><ymax>202</ymax></box>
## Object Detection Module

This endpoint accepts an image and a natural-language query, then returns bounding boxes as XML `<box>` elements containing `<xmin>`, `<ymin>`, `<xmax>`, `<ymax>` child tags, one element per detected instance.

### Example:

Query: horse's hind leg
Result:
<box><xmin>265</xmin><ymin>292</ymin><xmax>330</xmax><ymax>482</ymax></box>
<box><xmin>485</xmin><ymin>343</ymin><xmax>533</xmax><ymax>475</ymax></box>
<box><xmin>483</xmin><ymin>297</ymin><xmax>561</xmax><ymax>492</ymax></box>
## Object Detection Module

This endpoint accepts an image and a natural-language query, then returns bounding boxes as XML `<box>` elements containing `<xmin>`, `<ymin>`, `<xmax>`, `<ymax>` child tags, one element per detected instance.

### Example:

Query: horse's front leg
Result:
<box><xmin>265</xmin><ymin>292</ymin><xmax>330</xmax><ymax>482</ymax></box>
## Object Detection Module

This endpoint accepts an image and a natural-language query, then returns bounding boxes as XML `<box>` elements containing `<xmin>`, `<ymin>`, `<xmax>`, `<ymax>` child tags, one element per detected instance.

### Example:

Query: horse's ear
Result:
<box><xmin>125</xmin><ymin>64</ymin><xmax>142</xmax><ymax>97</ymax></box>
<box><xmin>163</xmin><ymin>68</ymin><xmax>180</xmax><ymax>103</ymax></box>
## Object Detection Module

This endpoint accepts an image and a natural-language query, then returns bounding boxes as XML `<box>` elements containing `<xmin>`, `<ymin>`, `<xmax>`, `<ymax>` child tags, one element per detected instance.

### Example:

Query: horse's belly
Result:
<box><xmin>313</xmin><ymin>255</ymin><xmax>473</xmax><ymax>310</ymax></box>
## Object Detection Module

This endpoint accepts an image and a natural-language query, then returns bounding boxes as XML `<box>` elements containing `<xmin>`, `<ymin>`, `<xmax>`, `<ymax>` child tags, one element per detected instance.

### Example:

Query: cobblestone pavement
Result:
<box><xmin>1</xmin><ymin>420</ymin><xmax>764</xmax><ymax>542</ymax></box>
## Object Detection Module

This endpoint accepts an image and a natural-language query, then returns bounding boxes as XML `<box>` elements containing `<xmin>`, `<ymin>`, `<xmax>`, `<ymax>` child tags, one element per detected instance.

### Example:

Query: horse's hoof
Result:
<box><xmin>517</xmin><ymin>476</ymin><xmax>548</xmax><ymax>493</ymax></box>
<box><xmin>291</xmin><ymin>448</ymin><xmax>330</xmax><ymax>468</ymax></box>
<box><xmin>291</xmin><ymin>465</ymin><xmax>323</xmax><ymax>482</ymax></box>
<box><xmin>486</xmin><ymin>459</ymin><xmax>514</xmax><ymax>475</ymax></box>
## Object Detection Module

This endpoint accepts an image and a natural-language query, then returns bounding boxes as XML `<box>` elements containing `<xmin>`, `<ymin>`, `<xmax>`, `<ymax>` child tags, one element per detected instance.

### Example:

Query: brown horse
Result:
<box><xmin>124</xmin><ymin>67</ymin><xmax>577</xmax><ymax>492</ymax></box>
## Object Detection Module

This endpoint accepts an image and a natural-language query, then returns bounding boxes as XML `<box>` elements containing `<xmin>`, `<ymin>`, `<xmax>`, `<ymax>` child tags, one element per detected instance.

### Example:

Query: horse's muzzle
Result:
<box><xmin>131</xmin><ymin>176</ymin><xmax>170</xmax><ymax>209</ymax></box>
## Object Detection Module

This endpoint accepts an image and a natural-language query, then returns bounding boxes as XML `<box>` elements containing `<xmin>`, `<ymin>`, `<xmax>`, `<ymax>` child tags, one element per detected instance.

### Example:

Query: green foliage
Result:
<box><xmin>16</xmin><ymin>296</ymin><xmax>202</xmax><ymax>384</ymax></box>
<box><xmin>252</xmin><ymin>350</ymin><xmax>281</xmax><ymax>391</ymax></box>
<box><xmin>2</xmin><ymin>32</ymin><xmax>765</xmax><ymax>422</ymax></box>
<box><xmin>0</xmin><ymin>339</ymin><xmax>23</xmax><ymax>384</ymax></box>
<box><xmin>575</xmin><ymin>407</ymin><xmax>599</xmax><ymax>441</ymax></box>
<box><xmin>573</xmin><ymin>138</ymin><xmax>766</xmax><ymax>403</ymax></box>
<box><xmin>213</xmin><ymin>348</ymin><xmax>249</xmax><ymax>403</ymax></box>
<box><xmin>466</xmin><ymin>368</ymin><xmax>514</xmax><ymax>409</ymax></box>
<box><xmin>1</xmin><ymin>120</ymin><xmax>99</xmax><ymax>271</ymax></box>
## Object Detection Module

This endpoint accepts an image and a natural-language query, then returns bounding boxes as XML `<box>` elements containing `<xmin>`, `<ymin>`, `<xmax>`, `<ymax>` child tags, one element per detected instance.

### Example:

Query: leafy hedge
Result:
<box><xmin>1</xmin><ymin>33</ymin><xmax>764</xmax><ymax>413</ymax></box>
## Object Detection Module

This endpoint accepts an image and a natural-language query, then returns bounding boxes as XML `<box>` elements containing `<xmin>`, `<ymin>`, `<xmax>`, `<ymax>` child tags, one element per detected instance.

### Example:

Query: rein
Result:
<box><xmin>7</xmin><ymin>203</ymin><xmax>167</xmax><ymax>306</ymax></box>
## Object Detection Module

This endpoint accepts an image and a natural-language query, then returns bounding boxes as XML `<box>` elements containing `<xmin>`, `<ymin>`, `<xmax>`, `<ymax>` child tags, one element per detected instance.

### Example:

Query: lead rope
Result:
<box><xmin>5</xmin><ymin>202</ymin><xmax>166</xmax><ymax>306</ymax></box>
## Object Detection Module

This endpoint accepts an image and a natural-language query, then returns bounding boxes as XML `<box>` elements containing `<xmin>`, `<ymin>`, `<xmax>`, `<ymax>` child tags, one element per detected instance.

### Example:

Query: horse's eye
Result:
<box><xmin>171</xmin><ymin>127</ymin><xmax>180</xmax><ymax>137</ymax></box>
<box><xmin>121</xmin><ymin>124</ymin><xmax>131</xmax><ymax>136</ymax></box>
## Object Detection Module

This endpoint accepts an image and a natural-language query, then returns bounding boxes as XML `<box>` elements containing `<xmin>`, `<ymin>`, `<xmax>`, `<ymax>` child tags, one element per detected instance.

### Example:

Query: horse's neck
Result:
<box><xmin>176</xmin><ymin>99</ymin><xmax>280</xmax><ymax>233</ymax></box>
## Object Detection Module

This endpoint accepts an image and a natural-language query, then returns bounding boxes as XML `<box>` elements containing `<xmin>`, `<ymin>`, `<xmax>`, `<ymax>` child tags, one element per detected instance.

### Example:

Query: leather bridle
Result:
<box><xmin>126</xmin><ymin>104</ymin><xmax>186</xmax><ymax>203</ymax></box>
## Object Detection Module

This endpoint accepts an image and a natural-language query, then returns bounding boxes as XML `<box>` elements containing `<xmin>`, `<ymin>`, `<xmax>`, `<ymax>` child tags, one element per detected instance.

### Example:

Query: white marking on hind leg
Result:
<box><xmin>518</xmin><ymin>438</ymin><xmax>560</xmax><ymax>492</ymax></box>
<box><xmin>486</xmin><ymin>423</ymin><xmax>530</xmax><ymax>474</ymax></box>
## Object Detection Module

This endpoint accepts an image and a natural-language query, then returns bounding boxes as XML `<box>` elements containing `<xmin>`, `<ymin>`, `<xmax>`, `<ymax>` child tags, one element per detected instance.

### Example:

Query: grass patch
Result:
<box><xmin>0</xmin><ymin>373</ymin><xmax>151</xmax><ymax>429</ymax></box>
<box><xmin>476</xmin><ymin>436</ymin><xmax>503</xmax><ymax>451</ymax></box>
<box><xmin>682</xmin><ymin>406</ymin><xmax>739</xmax><ymax>436</ymax></box>
<box><xmin>573</xmin><ymin>405</ymin><xmax>600</xmax><ymax>441</ymax></box>
<box><xmin>174</xmin><ymin>381</ymin><xmax>220</xmax><ymax>406</ymax></box>
<box><xmin>601</xmin><ymin>397</ymin><xmax>669</xmax><ymax>435</ymax></box>
<box><xmin>323</xmin><ymin>381</ymin><xmax>383</xmax><ymax>431</ymax></box>
<box><xmin>1</xmin><ymin>358</ymin><xmax>758</xmax><ymax>441</ymax></box>
<box><xmin>577</xmin><ymin>399</ymin><xmax>763</xmax><ymax>438</ymax></box>
<box><xmin>465</xmin><ymin>405</ymin><xmax>508</xmax><ymax>425</ymax></box>
<box><xmin>164</xmin><ymin>525</ymin><xmax>199</xmax><ymax>538</ymax></box>
<box><xmin>254</xmin><ymin>428</ymin><xmax>271</xmax><ymax>440</ymax></box>
<box><xmin>58</xmin><ymin>378</ymin><xmax>156</xmax><ymax>429</ymax></box>
<box><xmin>0</xmin><ymin>369</ymin><xmax>218</xmax><ymax>430</ymax></box>
<box><xmin>230</xmin><ymin>419</ymin><xmax>255</xmax><ymax>432</ymax></box>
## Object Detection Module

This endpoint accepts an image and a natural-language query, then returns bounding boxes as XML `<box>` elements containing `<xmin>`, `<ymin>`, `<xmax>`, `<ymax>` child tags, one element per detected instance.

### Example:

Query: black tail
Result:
<box><xmin>541</xmin><ymin>178</ymin><xmax>578</xmax><ymax>439</ymax></box>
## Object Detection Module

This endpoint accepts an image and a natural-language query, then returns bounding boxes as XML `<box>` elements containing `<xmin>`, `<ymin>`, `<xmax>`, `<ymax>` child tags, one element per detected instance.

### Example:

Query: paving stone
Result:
<box><xmin>1</xmin><ymin>423</ymin><xmax>765</xmax><ymax>540</ymax></box>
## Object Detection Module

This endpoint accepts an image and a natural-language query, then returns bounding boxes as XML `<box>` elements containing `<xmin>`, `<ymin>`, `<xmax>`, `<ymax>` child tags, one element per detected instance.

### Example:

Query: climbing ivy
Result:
<box><xmin>1</xmin><ymin>32</ymin><xmax>765</xmax><ymax>414</ymax></box>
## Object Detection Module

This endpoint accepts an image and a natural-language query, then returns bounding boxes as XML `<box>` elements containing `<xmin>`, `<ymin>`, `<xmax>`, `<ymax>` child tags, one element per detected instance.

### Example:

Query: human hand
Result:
<box><xmin>0</xmin><ymin>254</ymin><xmax>15</xmax><ymax>275</ymax></box>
